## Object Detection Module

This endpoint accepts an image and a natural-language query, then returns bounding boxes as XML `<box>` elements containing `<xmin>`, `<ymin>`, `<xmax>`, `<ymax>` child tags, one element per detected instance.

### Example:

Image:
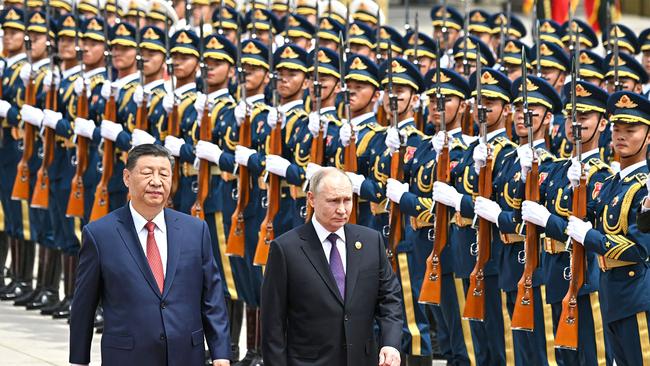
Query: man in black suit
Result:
<box><xmin>639</xmin><ymin>172</ymin><xmax>650</xmax><ymax>233</ymax></box>
<box><xmin>261</xmin><ymin>167</ymin><xmax>403</xmax><ymax>366</ymax></box>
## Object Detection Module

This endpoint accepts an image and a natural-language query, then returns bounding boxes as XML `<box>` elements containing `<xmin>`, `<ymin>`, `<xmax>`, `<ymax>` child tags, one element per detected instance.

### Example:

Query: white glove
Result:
<box><xmin>234</xmin><ymin>101</ymin><xmax>247</xmax><ymax>126</ymax></box>
<box><xmin>100</xmin><ymin>80</ymin><xmax>112</xmax><ymax>100</ymax></box>
<box><xmin>73</xmin><ymin>77</ymin><xmax>91</xmax><ymax>97</ymax></box>
<box><xmin>0</xmin><ymin>100</ymin><xmax>11</xmax><ymax>118</ymax></box>
<box><xmin>339</xmin><ymin>121</ymin><xmax>352</xmax><ymax>146</ymax></box>
<box><xmin>42</xmin><ymin>109</ymin><xmax>62</xmax><ymax>129</ymax></box>
<box><xmin>100</xmin><ymin>119</ymin><xmax>123</xmax><ymax>141</ymax></box>
<box><xmin>235</xmin><ymin>145</ymin><xmax>255</xmax><ymax>167</ymax></box>
<box><xmin>73</xmin><ymin>117</ymin><xmax>96</xmax><ymax>138</ymax></box>
<box><xmin>385</xmin><ymin>127</ymin><xmax>401</xmax><ymax>152</ymax></box>
<box><xmin>308</xmin><ymin>112</ymin><xmax>325</xmax><ymax>137</ymax></box>
<box><xmin>431</xmin><ymin>181</ymin><xmax>463</xmax><ymax>211</ymax></box>
<box><xmin>517</xmin><ymin>145</ymin><xmax>533</xmax><ymax>182</ymax></box>
<box><xmin>567</xmin><ymin>216</ymin><xmax>593</xmax><ymax>244</ymax></box>
<box><xmin>193</xmin><ymin>91</ymin><xmax>206</xmax><ymax>118</ymax></box>
<box><xmin>19</xmin><ymin>63</ymin><xmax>31</xmax><ymax>85</ymax></box>
<box><xmin>346</xmin><ymin>172</ymin><xmax>365</xmax><ymax>195</ymax></box>
<box><xmin>265</xmin><ymin>154</ymin><xmax>291</xmax><ymax>177</ymax></box>
<box><xmin>195</xmin><ymin>140</ymin><xmax>222</xmax><ymax>164</ymax></box>
<box><xmin>473</xmin><ymin>142</ymin><xmax>488</xmax><ymax>174</ymax></box>
<box><xmin>474</xmin><ymin>196</ymin><xmax>502</xmax><ymax>225</ymax></box>
<box><xmin>20</xmin><ymin>105</ymin><xmax>44</xmax><ymax>127</ymax></box>
<box><xmin>164</xmin><ymin>136</ymin><xmax>184</xmax><ymax>157</ymax></box>
<box><xmin>305</xmin><ymin>162</ymin><xmax>322</xmax><ymax>181</ymax></box>
<box><xmin>567</xmin><ymin>157</ymin><xmax>590</xmax><ymax>187</ymax></box>
<box><xmin>133</xmin><ymin>85</ymin><xmax>144</xmax><ymax>107</ymax></box>
<box><xmin>611</xmin><ymin>161</ymin><xmax>621</xmax><ymax>174</ymax></box>
<box><xmin>386</xmin><ymin>178</ymin><xmax>409</xmax><ymax>203</ymax></box>
<box><xmin>521</xmin><ymin>200</ymin><xmax>551</xmax><ymax>227</ymax></box>
<box><xmin>431</xmin><ymin>131</ymin><xmax>448</xmax><ymax>155</ymax></box>
<box><xmin>267</xmin><ymin>107</ymin><xmax>279</xmax><ymax>128</ymax></box>
<box><xmin>43</xmin><ymin>69</ymin><xmax>60</xmax><ymax>92</ymax></box>
<box><xmin>162</xmin><ymin>92</ymin><xmax>175</xmax><ymax>113</ymax></box>
<box><xmin>131</xmin><ymin>128</ymin><xmax>156</xmax><ymax>147</ymax></box>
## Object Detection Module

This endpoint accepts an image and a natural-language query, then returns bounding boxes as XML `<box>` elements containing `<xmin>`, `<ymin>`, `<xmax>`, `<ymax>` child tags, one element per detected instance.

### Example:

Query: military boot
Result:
<box><xmin>27</xmin><ymin>247</ymin><xmax>61</xmax><ymax>310</ymax></box>
<box><xmin>15</xmin><ymin>244</ymin><xmax>45</xmax><ymax>306</ymax></box>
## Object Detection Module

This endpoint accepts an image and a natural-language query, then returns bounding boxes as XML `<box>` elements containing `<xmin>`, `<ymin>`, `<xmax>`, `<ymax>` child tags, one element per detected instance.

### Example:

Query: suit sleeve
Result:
<box><xmin>200</xmin><ymin>221</ymin><xmax>231</xmax><ymax>361</ymax></box>
<box><xmin>375</xmin><ymin>231</ymin><xmax>403</xmax><ymax>349</ymax></box>
<box><xmin>638</xmin><ymin>204</ymin><xmax>650</xmax><ymax>233</ymax></box>
<box><xmin>69</xmin><ymin>226</ymin><xmax>102</xmax><ymax>365</ymax></box>
<box><xmin>261</xmin><ymin>240</ymin><xmax>289</xmax><ymax>366</ymax></box>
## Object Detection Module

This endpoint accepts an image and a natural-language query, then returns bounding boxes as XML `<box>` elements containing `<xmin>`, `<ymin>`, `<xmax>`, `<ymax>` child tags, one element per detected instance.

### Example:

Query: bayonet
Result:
<box><xmin>441</xmin><ymin>0</ymin><xmax>449</xmax><ymax>53</ymax></box>
<box><xmin>404</xmin><ymin>0</ymin><xmax>410</xmax><ymax>33</ymax></box>
<box><xmin>102</xmin><ymin>4</ymin><xmax>113</xmax><ymax>82</ymax></box>
<box><xmin>313</xmin><ymin>0</ymin><xmax>321</xmax><ymax>117</ymax></box>
<box><xmin>461</xmin><ymin>0</ymin><xmax>470</xmax><ymax>76</ymax></box>
<box><xmin>136</xmin><ymin>9</ymin><xmax>144</xmax><ymax>86</ymax></box>
<box><xmin>521</xmin><ymin>49</ymin><xmax>534</xmax><ymax>153</ymax></box>
<box><xmin>375</xmin><ymin>7</ymin><xmax>381</xmax><ymax>62</ymax></box>
<box><xmin>412</xmin><ymin>13</ymin><xmax>419</xmax><ymax>66</ymax></box>
<box><xmin>613</xmin><ymin>25</ymin><xmax>621</xmax><ymax>92</ymax></box>
<box><xmin>185</xmin><ymin>0</ymin><xmax>192</xmax><ymax>30</ymax></box>
<box><xmin>217</xmin><ymin>0</ymin><xmax>224</xmax><ymax>35</ymax></box>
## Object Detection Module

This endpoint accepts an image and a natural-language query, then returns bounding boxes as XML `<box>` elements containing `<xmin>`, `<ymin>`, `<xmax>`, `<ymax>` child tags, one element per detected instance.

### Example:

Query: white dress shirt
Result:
<box><xmin>129</xmin><ymin>202</ymin><xmax>168</xmax><ymax>275</ymax></box>
<box><xmin>312</xmin><ymin>217</ymin><xmax>347</xmax><ymax>273</ymax></box>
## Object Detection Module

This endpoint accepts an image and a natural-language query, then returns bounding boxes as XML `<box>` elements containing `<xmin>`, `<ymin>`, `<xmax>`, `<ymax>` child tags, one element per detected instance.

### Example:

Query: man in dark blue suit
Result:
<box><xmin>69</xmin><ymin>144</ymin><xmax>231</xmax><ymax>366</ymax></box>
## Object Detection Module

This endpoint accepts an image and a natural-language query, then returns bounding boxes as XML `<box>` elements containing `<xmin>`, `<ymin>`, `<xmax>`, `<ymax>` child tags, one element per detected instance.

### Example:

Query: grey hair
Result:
<box><xmin>309</xmin><ymin>167</ymin><xmax>352</xmax><ymax>195</ymax></box>
<box><xmin>126</xmin><ymin>143</ymin><xmax>174</xmax><ymax>171</ymax></box>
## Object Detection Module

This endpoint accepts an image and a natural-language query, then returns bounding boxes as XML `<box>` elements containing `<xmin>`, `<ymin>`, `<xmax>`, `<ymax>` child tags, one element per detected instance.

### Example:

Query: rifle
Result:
<box><xmin>253</xmin><ymin>35</ymin><xmax>281</xmax><ymax>266</ymax></box>
<box><xmin>305</xmin><ymin>3</ymin><xmax>324</xmax><ymax>222</ymax></box>
<box><xmin>460</xmin><ymin>0</ymin><xmax>473</xmax><ymax>137</ymax></box>
<box><xmin>404</xmin><ymin>0</ymin><xmax>410</xmax><ymax>33</ymax></box>
<box><xmin>440</xmin><ymin>0</ymin><xmax>449</xmax><ymax>53</ymax></box>
<box><xmin>555</xmin><ymin>13</ymin><xmax>585</xmax><ymax>349</ymax></box>
<box><xmin>66</xmin><ymin>10</ymin><xmax>88</xmax><ymax>217</ymax></box>
<box><xmin>340</xmin><ymin>32</ymin><xmax>357</xmax><ymax>224</ymax></box>
<box><xmin>90</xmin><ymin>5</ymin><xmax>117</xmax><ymax>222</ymax></box>
<box><xmin>610</xmin><ymin>22</ymin><xmax>622</xmax><ymax>165</ymax></box>
<box><xmin>32</xmin><ymin>0</ymin><xmax>57</xmax><ymax>209</ymax></box>
<box><xmin>463</xmin><ymin>50</ymin><xmax>493</xmax><ymax>320</ymax></box>
<box><xmin>166</xmin><ymin>18</ymin><xmax>181</xmax><ymax>205</ymax></box>
<box><xmin>134</xmin><ymin>11</ymin><xmax>148</xmax><ymax>131</ymax></box>
<box><xmin>419</xmin><ymin>40</ymin><xmax>450</xmax><ymax>305</ymax></box>
<box><xmin>375</xmin><ymin>7</ymin><xmax>387</xmax><ymax>126</ymax></box>
<box><xmin>386</xmin><ymin>46</ymin><xmax>404</xmax><ymax>273</ymax></box>
<box><xmin>190</xmin><ymin>19</ymin><xmax>212</xmax><ymax>221</ymax></box>
<box><xmin>511</xmin><ymin>49</ymin><xmax>540</xmax><ymax>331</ymax></box>
<box><xmin>12</xmin><ymin>0</ymin><xmax>36</xmax><ymax>201</ymax></box>
<box><xmin>412</xmin><ymin>14</ymin><xmax>424</xmax><ymax>132</ymax></box>
<box><xmin>225</xmin><ymin>20</ymin><xmax>252</xmax><ymax>257</ymax></box>
<box><xmin>185</xmin><ymin>0</ymin><xmax>192</xmax><ymax>30</ymax></box>
<box><xmin>498</xmin><ymin>4</ymin><xmax>507</xmax><ymax>73</ymax></box>
<box><xmin>216</xmin><ymin>0</ymin><xmax>224</xmax><ymax>35</ymax></box>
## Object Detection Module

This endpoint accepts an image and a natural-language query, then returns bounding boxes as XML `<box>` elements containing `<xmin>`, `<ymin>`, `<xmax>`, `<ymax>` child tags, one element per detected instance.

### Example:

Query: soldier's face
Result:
<box><xmin>513</xmin><ymin>103</ymin><xmax>550</xmax><ymax>139</ymax></box>
<box><xmin>643</xmin><ymin>51</ymin><xmax>650</xmax><ymax>75</ymax></box>
<box><xmin>606</xmin><ymin>77</ymin><xmax>642</xmax><ymax>94</ymax></box>
<box><xmin>28</xmin><ymin>32</ymin><xmax>47</xmax><ymax>60</ymax></box>
<box><xmin>612</xmin><ymin>123</ymin><xmax>650</xmax><ymax>158</ymax></box>
<box><xmin>222</xmin><ymin>29</ymin><xmax>236</xmax><ymax>44</ymax></box>
<box><xmin>350</xmin><ymin>44</ymin><xmax>373</xmax><ymax>58</ymax></box>
<box><xmin>505</xmin><ymin>63</ymin><xmax>522</xmax><ymax>81</ymax></box>
<box><xmin>382</xmin><ymin>84</ymin><xmax>418</xmax><ymax>117</ymax></box>
<box><xmin>123</xmin><ymin>155</ymin><xmax>172</xmax><ymax>209</ymax></box>
<box><xmin>565</xmin><ymin>111</ymin><xmax>607</xmax><ymax>144</ymax></box>
<box><xmin>57</xmin><ymin>36</ymin><xmax>75</xmax><ymax>60</ymax></box>
<box><xmin>277</xmin><ymin>68</ymin><xmax>307</xmax><ymax>98</ymax></box>
<box><xmin>242</xmin><ymin>64</ymin><xmax>268</xmax><ymax>92</ymax></box>
<box><xmin>472</xmin><ymin>97</ymin><xmax>508</xmax><ymax>128</ymax></box>
<box><xmin>454</xmin><ymin>58</ymin><xmax>477</xmax><ymax>77</ymax></box>
<box><xmin>583</xmin><ymin>76</ymin><xmax>603</xmax><ymax>89</ymax></box>
<box><xmin>540</xmin><ymin>67</ymin><xmax>565</xmax><ymax>90</ymax></box>
<box><xmin>434</xmin><ymin>27</ymin><xmax>459</xmax><ymax>50</ymax></box>
<box><xmin>348</xmin><ymin>80</ymin><xmax>378</xmax><ymax>113</ymax></box>
<box><xmin>289</xmin><ymin>36</ymin><xmax>311</xmax><ymax>51</ymax></box>
<box><xmin>310</xmin><ymin>74</ymin><xmax>339</xmax><ymax>102</ymax></box>
<box><xmin>112</xmin><ymin>45</ymin><xmax>137</xmax><ymax>71</ymax></box>
<box><xmin>82</xmin><ymin>38</ymin><xmax>105</xmax><ymax>67</ymax></box>
<box><xmin>416</xmin><ymin>56</ymin><xmax>434</xmax><ymax>76</ymax></box>
<box><xmin>142</xmin><ymin>49</ymin><xmax>165</xmax><ymax>77</ymax></box>
<box><xmin>472</xmin><ymin>31</ymin><xmax>491</xmax><ymax>46</ymax></box>
<box><xmin>172</xmin><ymin>53</ymin><xmax>199</xmax><ymax>79</ymax></box>
<box><xmin>205</xmin><ymin>59</ymin><xmax>233</xmax><ymax>86</ymax></box>
<box><xmin>3</xmin><ymin>28</ymin><xmax>24</xmax><ymax>54</ymax></box>
<box><xmin>429</xmin><ymin>94</ymin><xmax>464</xmax><ymax>127</ymax></box>
<box><xmin>320</xmin><ymin>39</ymin><xmax>338</xmax><ymax>52</ymax></box>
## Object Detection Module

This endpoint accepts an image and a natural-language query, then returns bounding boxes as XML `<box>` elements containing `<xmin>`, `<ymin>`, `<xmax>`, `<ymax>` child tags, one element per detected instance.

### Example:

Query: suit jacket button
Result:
<box><xmin>160</xmin><ymin>334</ymin><xmax>166</xmax><ymax>341</ymax></box>
<box><xmin>344</xmin><ymin>314</ymin><xmax>349</xmax><ymax>321</ymax></box>
<box><xmin>160</xmin><ymin>302</ymin><xmax>166</xmax><ymax>309</ymax></box>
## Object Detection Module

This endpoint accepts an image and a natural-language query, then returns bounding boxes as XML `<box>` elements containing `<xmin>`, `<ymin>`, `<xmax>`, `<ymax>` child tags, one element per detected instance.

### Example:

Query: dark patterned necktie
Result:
<box><xmin>327</xmin><ymin>233</ymin><xmax>345</xmax><ymax>299</ymax></box>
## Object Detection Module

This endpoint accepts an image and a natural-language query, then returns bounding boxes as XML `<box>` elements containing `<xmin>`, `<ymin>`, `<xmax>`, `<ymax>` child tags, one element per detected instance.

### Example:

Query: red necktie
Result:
<box><xmin>145</xmin><ymin>221</ymin><xmax>164</xmax><ymax>293</ymax></box>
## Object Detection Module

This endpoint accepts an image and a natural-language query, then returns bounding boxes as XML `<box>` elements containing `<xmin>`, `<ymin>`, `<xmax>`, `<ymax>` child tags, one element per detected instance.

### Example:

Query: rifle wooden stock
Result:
<box><xmin>31</xmin><ymin>84</ymin><xmax>57</xmax><ymax>209</ymax></box>
<box><xmin>554</xmin><ymin>175</ymin><xmax>586</xmax><ymax>349</ymax></box>
<box><xmin>463</xmin><ymin>154</ymin><xmax>494</xmax><ymax>321</ymax></box>
<box><xmin>461</xmin><ymin>103</ymin><xmax>474</xmax><ymax>136</ymax></box>
<box><xmin>66</xmin><ymin>87</ymin><xmax>89</xmax><ymax>218</ymax></box>
<box><xmin>190</xmin><ymin>104</ymin><xmax>211</xmax><ymax>221</ymax></box>
<box><xmin>344</xmin><ymin>132</ymin><xmax>358</xmax><ymax>224</ymax></box>
<box><xmin>414</xmin><ymin>107</ymin><xmax>424</xmax><ymax>132</ymax></box>
<box><xmin>419</xmin><ymin>142</ymin><xmax>451</xmax><ymax>305</ymax></box>
<box><xmin>305</xmin><ymin>126</ymin><xmax>325</xmax><ymax>222</ymax></box>
<box><xmin>11</xmin><ymin>75</ymin><xmax>37</xmax><ymax>201</ymax></box>
<box><xmin>377</xmin><ymin>105</ymin><xmax>387</xmax><ymax>127</ymax></box>
<box><xmin>168</xmin><ymin>104</ymin><xmax>180</xmax><ymax>205</ymax></box>
<box><xmin>505</xmin><ymin>110</ymin><xmax>514</xmax><ymax>141</ymax></box>
<box><xmin>253</xmin><ymin>120</ymin><xmax>282</xmax><ymax>266</ymax></box>
<box><xmin>387</xmin><ymin>147</ymin><xmax>405</xmax><ymax>273</ymax></box>
<box><xmin>226</xmin><ymin>113</ymin><xmax>252</xmax><ymax>257</ymax></box>
<box><xmin>89</xmin><ymin>95</ymin><xmax>117</xmax><ymax>222</ymax></box>
<box><xmin>511</xmin><ymin>159</ymin><xmax>540</xmax><ymax>331</ymax></box>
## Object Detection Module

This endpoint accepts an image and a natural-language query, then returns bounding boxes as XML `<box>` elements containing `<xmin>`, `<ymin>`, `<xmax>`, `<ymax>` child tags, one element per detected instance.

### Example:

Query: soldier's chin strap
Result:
<box><xmin>356</xmin><ymin>87</ymin><xmax>376</xmax><ymax>114</ymax></box>
<box><xmin>448</xmin><ymin>100</ymin><xmax>462</xmax><ymax>131</ymax></box>
<box><xmin>581</xmin><ymin>112</ymin><xmax>603</xmax><ymax>145</ymax></box>
<box><xmin>486</xmin><ymin>100</ymin><xmax>506</xmax><ymax>130</ymax></box>
<box><xmin>621</xmin><ymin>125</ymin><xmax>650</xmax><ymax>159</ymax></box>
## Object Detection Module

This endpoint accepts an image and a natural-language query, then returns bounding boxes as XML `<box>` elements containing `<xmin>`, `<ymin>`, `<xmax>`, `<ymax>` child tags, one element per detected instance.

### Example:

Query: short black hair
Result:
<box><xmin>125</xmin><ymin>144</ymin><xmax>174</xmax><ymax>171</ymax></box>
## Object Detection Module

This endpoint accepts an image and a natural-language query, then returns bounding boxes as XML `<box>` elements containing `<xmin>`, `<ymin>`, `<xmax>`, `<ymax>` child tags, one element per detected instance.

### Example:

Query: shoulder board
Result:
<box><xmin>450</xmin><ymin>137</ymin><xmax>467</xmax><ymax>150</ymax></box>
<box><xmin>364</xmin><ymin>122</ymin><xmax>387</xmax><ymax>132</ymax></box>
<box><xmin>493</xmin><ymin>136</ymin><xmax>517</xmax><ymax>148</ymax></box>
<box><xmin>535</xmin><ymin>148</ymin><xmax>555</xmax><ymax>162</ymax></box>
<box><xmin>623</xmin><ymin>172</ymin><xmax>648</xmax><ymax>184</ymax></box>
<box><xmin>287</xmin><ymin>108</ymin><xmax>308</xmax><ymax>119</ymax></box>
<box><xmin>324</xmin><ymin>114</ymin><xmax>342</xmax><ymax>126</ymax></box>
<box><xmin>587</xmin><ymin>158</ymin><xmax>613</xmax><ymax>174</ymax></box>
<box><xmin>403</xmin><ymin>124</ymin><xmax>423</xmax><ymax>137</ymax></box>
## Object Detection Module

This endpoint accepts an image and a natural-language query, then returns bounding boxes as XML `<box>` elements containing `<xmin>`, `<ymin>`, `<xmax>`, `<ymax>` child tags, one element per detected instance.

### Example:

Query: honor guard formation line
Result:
<box><xmin>1</xmin><ymin>0</ymin><xmax>650</xmax><ymax>364</ymax></box>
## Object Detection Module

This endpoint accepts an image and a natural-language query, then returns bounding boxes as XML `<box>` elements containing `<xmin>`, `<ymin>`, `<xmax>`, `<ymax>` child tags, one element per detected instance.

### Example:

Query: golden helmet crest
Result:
<box><xmin>503</xmin><ymin>41</ymin><xmax>520</xmax><ymax>54</ymax></box>
<box><xmin>391</xmin><ymin>60</ymin><xmax>406</xmax><ymax>74</ymax></box>
<box><xmin>143</xmin><ymin>27</ymin><xmax>160</xmax><ymax>40</ymax></box>
<box><xmin>574</xmin><ymin>84</ymin><xmax>592</xmax><ymax>97</ymax></box>
<box><xmin>317</xmin><ymin>50</ymin><xmax>331</xmax><ymax>63</ymax></box>
<box><xmin>350</xmin><ymin>57</ymin><xmax>367</xmax><ymax>70</ymax></box>
<box><xmin>87</xmin><ymin>18</ymin><xmax>103</xmax><ymax>31</ymax></box>
<box><xmin>539</xmin><ymin>21</ymin><xmax>556</xmax><ymax>34</ymax></box>
<box><xmin>254</xmin><ymin>9</ymin><xmax>267</xmax><ymax>21</ymax></box>
<box><xmin>207</xmin><ymin>37</ymin><xmax>223</xmax><ymax>50</ymax></box>
<box><xmin>116</xmin><ymin>24</ymin><xmax>132</xmax><ymax>36</ymax></box>
<box><xmin>519</xmin><ymin>78</ymin><xmax>539</xmax><ymax>92</ymax></box>
<box><xmin>288</xmin><ymin>15</ymin><xmax>300</xmax><ymax>27</ymax></box>
<box><xmin>480</xmin><ymin>71</ymin><xmax>498</xmax><ymax>85</ymax></box>
<box><xmin>220</xmin><ymin>7</ymin><xmax>233</xmax><ymax>19</ymax></box>
<box><xmin>349</xmin><ymin>24</ymin><xmax>364</xmax><ymax>36</ymax></box>
<box><xmin>320</xmin><ymin>18</ymin><xmax>333</xmax><ymax>30</ymax></box>
<box><xmin>431</xmin><ymin>71</ymin><xmax>451</xmax><ymax>83</ymax></box>
<box><xmin>176</xmin><ymin>31</ymin><xmax>192</xmax><ymax>44</ymax></box>
<box><xmin>615</xmin><ymin>94</ymin><xmax>638</xmax><ymax>109</ymax></box>
<box><xmin>470</xmin><ymin>11</ymin><xmax>486</xmax><ymax>23</ymax></box>
<box><xmin>6</xmin><ymin>9</ymin><xmax>21</xmax><ymax>21</ymax></box>
<box><xmin>539</xmin><ymin>43</ymin><xmax>554</xmax><ymax>56</ymax></box>
<box><xmin>280</xmin><ymin>46</ymin><xmax>299</xmax><ymax>59</ymax></box>
<box><xmin>29</xmin><ymin>12</ymin><xmax>46</xmax><ymax>24</ymax></box>
<box><xmin>435</xmin><ymin>7</ymin><xmax>449</xmax><ymax>18</ymax></box>
<box><xmin>579</xmin><ymin>52</ymin><xmax>594</xmax><ymax>65</ymax></box>
<box><xmin>609</xmin><ymin>56</ymin><xmax>626</xmax><ymax>67</ymax></box>
<box><xmin>243</xmin><ymin>41</ymin><xmax>262</xmax><ymax>54</ymax></box>
<box><xmin>379</xmin><ymin>28</ymin><xmax>389</xmax><ymax>40</ymax></box>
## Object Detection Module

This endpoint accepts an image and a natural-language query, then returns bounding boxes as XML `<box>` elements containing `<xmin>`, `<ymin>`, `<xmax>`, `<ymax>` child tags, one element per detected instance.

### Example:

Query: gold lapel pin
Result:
<box><xmin>355</xmin><ymin>241</ymin><xmax>362</xmax><ymax>250</ymax></box>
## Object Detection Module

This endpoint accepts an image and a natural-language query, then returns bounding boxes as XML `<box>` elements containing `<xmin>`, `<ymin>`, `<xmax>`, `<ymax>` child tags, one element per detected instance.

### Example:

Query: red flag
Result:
<box><xmin>584</xmin><ymin>0</ymin><xmax>621</xmax><ymax>34</ymax></box>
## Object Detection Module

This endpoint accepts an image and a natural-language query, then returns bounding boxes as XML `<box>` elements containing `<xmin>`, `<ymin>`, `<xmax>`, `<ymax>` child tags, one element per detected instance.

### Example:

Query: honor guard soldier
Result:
<box><xmin>602</xmin><ymin>24</ymin><xmax>639</xmax><ymax>56</ymax></box>
<box><xmin>404</xmin><ymin>30</ymin><xmax>437</xmax><ymax>79</ymax></box>
<box><xmin>577</xmin><ymin>50</ymin><xmax>606</xmax><ymax>88</ymax></box>
<box><xmin>12</xmin><ymin>9</ymin><xmax>59</xmax><ymax>311</ymax></box>
<box><xmin>566</xmin><ymin>91</ymin><xmax>650</xmax><ymax>365</ymax></box>
<box><xmin>531</xmin><ymin>41</ymin><xmax>571</xmax><ymax>158</ymax></box>
<box><xmin>245</xmin><ymin>8</ymin><xmax>278</xmax><ymax>46</ymax></box>
<box><xmin>281</xmin><ymin>14</ymin><xmax>315</xmax><ymax>52</ymax></box>
<box><xmin>0</xmin><ymin>7</ymin><xmax>31</xmax><ymax>302</ymax></box>
<box><xmin>452</xmin><ymin>35</ymin><xmax>495</xmax><ymax>82</ymax></box>
<box><xmin>270</xmin><ymin>0</ymin><xmax>289</xmax><ymax>19</ymax></box>
<box><xmin>387</xmin><ymin>67</ymin><xmax>475</xmax><ymax>366</ymax></box>
<box><xmin>561</xmin><ymin>19</ymin><xmax>599</xmax><ymax>53</ymax></box>
<box><xmin>488</xmin><ymin>12</ymin><xmax>526</xmax><ymax>57</ymax></box>
<box><xmin>349</xmin><ymin>0</ymin><xmax>383</xmax><ymax>30</ymax></box>
<box><xmin>348</xmin><ymin>21</ymin><xmax>376</xmax><ymax>59</ymax></box>
<box><xmin>467</xmin><ymin>9</ymin><xmax>492</xmax><ymax>46</ymax></box>
<box><xmin>316</xmin><ymin>16</ymin><xmax>345</xmax><ymax>53</ymax></box>
<box><xmin>538</xmin><ymin>19</ymin><xmax>565</xmax><ymax>49</ymax></box>
<box><xmin>474</xmin><ymin>75</ymin><xmax>562</xmax><ymax>365</ymax></box>
<box><xmin>638</xmin><ymin>28</ymin><xmax>650</xmax><ymax>97</ymax></box>
<box><xmin>604</xmin><ymin>51</ymin><xmax>648</xmax><ymax>95</ymax></box>
<box><xmin>211</xmin><ymin>5</ymin><xmax>243</xmax><ymax>45</ymax></box>
<box><xmin>499</xmin><ymin>39</ymin><xmax>531</xmax><ymax>82</ymax></box>
<box><xmin>430</xmin><ymin>4</ymin><xmax>463</xmax><ymax>68</ymax></box>
<box><xmin>522</xmin><ymin>80</ymin><xmax>613</xmax><ymax>365</ymax></box>
<box><xmin>146</xmin><ymin>0</ymin><xmax>179</xmax><ymax>31</ymax></box>
<box><xmin>434</xmin><ymin>68</ymin><xmax>517</xmax><ymax>365</ymax></box>
<box><xmin>295</xmin><ymin>0</ymin><xmax>317</xmax><ymax>24</ymax></box>
<box><xmin>376</xmin><ymin>25</ymin><xmax>404</xmax><ymax>62</ymax></box>
<box><xmin>163</xmin><ymin>28</ymin><xmax>200</xmax><ymax>212</ymax></box>
<box><xmin>321</xmin><ymin>0</ymin><xmax>346</xmax><ymax>26</ymax></box>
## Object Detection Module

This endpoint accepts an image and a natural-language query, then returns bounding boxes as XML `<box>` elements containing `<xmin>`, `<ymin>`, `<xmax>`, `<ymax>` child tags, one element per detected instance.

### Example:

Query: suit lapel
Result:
<box><xmin>115</xmin><ymin>206</ymin><xmax>162</xmax><ymax>298</ymax></box>
<box><xmin>162</xmin><ymin>209</ymin><xmax>181</xmax><ymax>300</ymax></box>
<box><xmin>300</xmin><ymin>223</ymin><xmax>344</xmax><ymax>305</ymax></box>
<box><xmin>344</xmin><ymin>225</ymin><xmax>361</xmax><ymax>307</ymax></box>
